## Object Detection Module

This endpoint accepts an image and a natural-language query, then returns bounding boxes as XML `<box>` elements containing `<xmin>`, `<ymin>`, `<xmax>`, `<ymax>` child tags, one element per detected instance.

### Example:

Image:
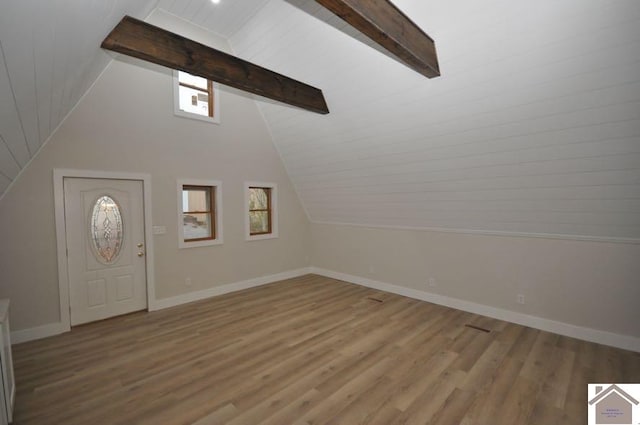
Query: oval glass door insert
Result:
<box><xmin>90</xmin><ymin>195</ymin><xmax>124</xmax><ymax>264</ymax></box>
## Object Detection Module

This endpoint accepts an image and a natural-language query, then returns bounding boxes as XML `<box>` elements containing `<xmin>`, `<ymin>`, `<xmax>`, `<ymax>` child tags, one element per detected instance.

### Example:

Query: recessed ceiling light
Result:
<box><xmin>211</xmin><ymin>0</ymin><xmax>220</xmax><ymax>4</ymax></box>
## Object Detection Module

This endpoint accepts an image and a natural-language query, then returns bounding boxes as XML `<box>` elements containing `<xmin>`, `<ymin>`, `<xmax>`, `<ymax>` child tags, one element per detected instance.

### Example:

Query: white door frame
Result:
<box><xmin>53</xmin><ymin>169</ymin><xmax>156</xmax><ymax>332</ymax></box>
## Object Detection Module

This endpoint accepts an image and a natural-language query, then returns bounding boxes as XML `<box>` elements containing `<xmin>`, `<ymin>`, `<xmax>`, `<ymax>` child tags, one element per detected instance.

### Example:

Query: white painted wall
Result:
<box><xmin>310</xmin><ymin>222</ymin><xmax>640</xmax><ymax>343</ymax></box>
<box><xmin>0</xmin><ymin>11</ymin><xmax>310</xmax><ymax>331</ymax></box>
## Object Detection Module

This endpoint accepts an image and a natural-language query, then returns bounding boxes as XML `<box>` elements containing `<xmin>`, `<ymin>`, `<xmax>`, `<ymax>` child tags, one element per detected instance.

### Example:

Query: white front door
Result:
<box><xmin>64</xmin><ymin>178</ymin><xmax>147</xmax><ymax>326</ymax></box>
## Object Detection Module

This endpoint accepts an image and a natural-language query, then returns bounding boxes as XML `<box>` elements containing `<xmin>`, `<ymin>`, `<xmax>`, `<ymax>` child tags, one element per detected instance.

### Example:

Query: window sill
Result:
<box><xmin>245</xmin><ymin>232</ymin><xmax>279</xmax><ymax>242</ymax></box>
<box><xmin>174</xmin><ymin>108</ymin><xmax>220</xmax><ymax>125</ymax></box>
<box><xmin>178</xmin><ymin>238</ymin><xmax>224</xmax><ymax>249</ymax></box>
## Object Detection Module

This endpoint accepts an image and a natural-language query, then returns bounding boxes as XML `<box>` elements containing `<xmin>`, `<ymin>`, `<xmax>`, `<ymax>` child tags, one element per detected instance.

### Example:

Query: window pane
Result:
<box><xmin>178</xmin><ymin>85</ymin><xmax>209</xmax><ymax>117</ymax></box>
<box><xmin>249</xmin><ymin>188</ymin><xmax>269</xmax><ymax>210</ymax></box>
<box><xmin>183</xmin><ymin>213</ymin><xmax>212</xmax><ymax>240</ymax></box>
<box><xmin>178</xmin><ymin>71</ymin><xmax>207</xmax><ymax>89</ymax></box>
<box><xmin>90</xmin><ymin>196</ymin><xmax>124</xmax><ymax>264</ymax></box>
<box><xmin>183</xmin><ymin>187</ymin><xmax>210</xmax><ymax>212</ymax></box>
<box><xmin>250</xmin><ymin>211</ymin><xmax>269</xmax><ymax>234</ymax></box>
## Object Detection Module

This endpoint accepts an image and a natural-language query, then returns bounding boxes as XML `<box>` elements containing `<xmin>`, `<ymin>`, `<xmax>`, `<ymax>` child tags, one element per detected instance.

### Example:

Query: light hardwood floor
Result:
<box><xmin>13</xmin><ymin>274</ymin><xmax>640</xmax><ymax>424</ymax></box>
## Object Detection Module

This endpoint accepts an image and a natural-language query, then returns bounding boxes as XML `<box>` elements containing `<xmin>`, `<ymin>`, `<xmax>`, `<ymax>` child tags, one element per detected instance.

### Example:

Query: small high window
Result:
<box><xmin>178</xmin><ymin>180</ymin><xmax>223</xmax><ymax>248</ymax></box>
<box><xmin>174</xmin><ymin>71</ymin><xmax>220</xmax><ymax>123</ymax></box>
<box><xmin>245</xmin><ymin>182</ymin><xmax>278</xmax><ymax>241</ymax></box>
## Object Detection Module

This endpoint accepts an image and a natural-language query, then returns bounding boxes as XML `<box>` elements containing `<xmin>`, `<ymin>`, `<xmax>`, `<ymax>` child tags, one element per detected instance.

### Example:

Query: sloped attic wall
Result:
<box><xmin>230</xmin><ymin>0</ymin><xmax>640</xmax><ymax>240</ymax></box>
<box><xmin>0</xmin><ymin>10</ymin><xmax>310</xmax><ymax>332</ymax></box>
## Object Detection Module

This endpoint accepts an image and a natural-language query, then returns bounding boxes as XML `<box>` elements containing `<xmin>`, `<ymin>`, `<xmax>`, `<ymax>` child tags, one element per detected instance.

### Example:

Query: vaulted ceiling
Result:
<box><xmin>0</xmin><ymin>0</ymin><xmax>269</xmax><ymax>196</ymax></box>
<box><xmin>1</xmin><ymin>0</ymin><xmax>639</xmax><ymax>240</ymax></box>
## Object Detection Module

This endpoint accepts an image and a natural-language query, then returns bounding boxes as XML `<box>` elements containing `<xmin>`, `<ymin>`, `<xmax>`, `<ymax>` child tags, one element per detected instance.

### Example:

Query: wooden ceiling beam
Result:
<box><xmin>101</xmin><ymin>16</ymin><xmax>329</xmax><ymax>114</ymax></box>
<box><xmin>315</xmin><ymin>0</ymin><xmax>440</xmax><ymax>78</ymax></box>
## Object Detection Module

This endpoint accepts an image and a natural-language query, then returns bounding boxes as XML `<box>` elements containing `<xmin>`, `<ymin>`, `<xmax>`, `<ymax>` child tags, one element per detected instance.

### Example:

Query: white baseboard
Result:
<box><xmin>309</xmin><ymin>267</ymin><xmax>640</xmax><ymax>353</ymax></box>
<box><xmin>11</xmin><ymin>321</ymin><xmax>68</xmax><ymax>344</ymax></box>
<box><xmin>12</xmin><ymin>268</ymin><xmax>312</xmax><ymax>344</ymax></box>
<box><xmin>13</xmin><ymin>267</ymin><xmax>638</xmax><ymax>352</ymax></box>
<box><xmin>152</xmin><ymin>267</ymin><xmax>313</xmax><ymax>310</ymax></box>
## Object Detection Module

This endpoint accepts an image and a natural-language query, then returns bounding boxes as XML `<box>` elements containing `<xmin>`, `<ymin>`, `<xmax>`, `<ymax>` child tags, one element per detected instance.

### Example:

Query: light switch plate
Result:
<box><xmin>153</xmin><ymin>225</ymin><xmax>167</xmax><ymax>235</ymax></box>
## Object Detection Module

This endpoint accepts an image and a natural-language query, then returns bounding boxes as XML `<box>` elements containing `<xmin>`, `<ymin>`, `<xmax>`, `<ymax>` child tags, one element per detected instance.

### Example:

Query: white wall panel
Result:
<box><xmin>159</xmin><ymin>0</ymin><xmax>270</xmax><ymax>39</ymax></box>
<box><xmin>0</xmin><ymin>174</ymin><xmax>9</xmax><ymax>194</ymax></box>
<box><xmin>0</xmin><ymin>48</ymin><xmax>31</xmax><ymax>171</ymax></box>
<box><xmin>1</xmin><ymin>0</ymin><xmax>639</xmax><ymax>241</ymax></box>
<box><xmin>0</xmin><ymin>141</ymin><xmax>20</xmax><ymax>181</ymax></box>
<box><xmin>231</xmin><ymin>0</ymin><xmax>640</xmax><ymax>240</ymax></box>
<box><xmin>0</xmin><ymin>0</ymin><xmax>162</xmax><ymax>201</ymax></box>
<box><xmin>32</xmin><ymin>5</ymin><xmax>56</xmax><ymax>146</ymax></box>
<box><xmin>0</xmin><ymin>0</ymin><xmax>277</xmax><ymax>202</ymax></box>
<box><xmin>0</xmin><ymin>2</ymin><xmax>40</xmax><ymax>157</ymax></box>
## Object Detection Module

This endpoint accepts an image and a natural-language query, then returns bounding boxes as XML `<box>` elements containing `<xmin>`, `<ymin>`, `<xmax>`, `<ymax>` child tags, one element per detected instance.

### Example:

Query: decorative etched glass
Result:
<box><xmin>90</xmin><ymin>196</ymin><xmax>124</xmax><ymax>264</ymax></box>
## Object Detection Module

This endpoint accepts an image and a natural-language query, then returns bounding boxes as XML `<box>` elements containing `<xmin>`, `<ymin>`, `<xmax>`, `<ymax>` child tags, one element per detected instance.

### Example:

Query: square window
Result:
<box><xmin>173</xmin><ymin>71</ymin><xmax>220</xmax><ymax>124</ymax></box>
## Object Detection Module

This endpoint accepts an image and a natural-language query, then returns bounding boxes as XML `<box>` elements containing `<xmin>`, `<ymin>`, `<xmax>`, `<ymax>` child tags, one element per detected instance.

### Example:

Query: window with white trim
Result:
<box><xmin>178</xmin><ymin>180</ymin><xmax>223</xmax><ymax>248</ymax></box>
<box><xmin>245</xmin><ymin>182</ymin><xmax>278</xmax><ymax>241</ymax></box>
<box><xmin>173</xmin><ymin>71</ymin><xmax>220</xmax><ymax>124</ymax></box>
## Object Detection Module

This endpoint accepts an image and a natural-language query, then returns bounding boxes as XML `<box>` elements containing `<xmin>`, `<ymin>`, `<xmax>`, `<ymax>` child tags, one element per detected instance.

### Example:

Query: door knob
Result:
<box><xmin>137</xmin><ymin>243</ymin><xmax>144</xmax><ymax>248</ymax></box>
<box><xmin>137</xmin><ymin>252</ymin><xmax>145</xmax><ymax>257</ymax></box>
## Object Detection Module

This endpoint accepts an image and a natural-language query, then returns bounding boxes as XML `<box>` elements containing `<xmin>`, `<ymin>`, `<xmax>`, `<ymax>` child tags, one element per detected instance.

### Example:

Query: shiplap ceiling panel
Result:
<box><xmin>0</xmin><ymin>140</ymin><xmax>20</xmax><ymax>180</ymax></box>
<box><xmin>270</xmin><ymin>35</ymin><xmax>640</xmax><ymax>156</ymax></box>
<box><xmin>0</xmin><ymin>50</ymin><xmax>31</xmax><ymax>169</ymax></box>
<box><xmin>276</xmin><ymin>61</ymin><xmax>640</xmax><ymax>159</ymax></box>
<box><xmin>0</xmin><ymin>175</ymin><xmax>9</xmax><ymax>192</ymax></box>
<box><xmin>0</xmin><ymin>0</ymin><xmax>275</xmax><ymax>200</ymax></box>
<box><xmin>1</xmin><ymin>0</ymin><xmax>639</xmax><ymax>241</ymax></box>
<box><xmin>0</xmin><ymin>0</ymin><xmax>162</xmax><ymax>198</ymax></box>
<box><xmin>156</xmin><ymin>0</ymin><xmax>271</xmax><ymax>39</ymax></box>
<box><xmin>230</xmin><ymin>0</ymin><xmax>640</xmax><ymax>240</ymax></box>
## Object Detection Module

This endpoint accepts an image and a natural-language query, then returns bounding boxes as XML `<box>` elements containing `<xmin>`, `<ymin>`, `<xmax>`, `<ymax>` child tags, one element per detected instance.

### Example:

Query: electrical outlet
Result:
<box><xmin>428</xmin><ymin>277</ymin><xmax>437</xmax><ymax>287</ymax></box>
<box><xmin>517</xmin><ymin>294</ymin><xmax>525</xmax><ymax>305</ymax></box>
<box><xmin>185</xmin><ymin>277</ymin><xmax>192</xmax><ymax>286</ymax></box>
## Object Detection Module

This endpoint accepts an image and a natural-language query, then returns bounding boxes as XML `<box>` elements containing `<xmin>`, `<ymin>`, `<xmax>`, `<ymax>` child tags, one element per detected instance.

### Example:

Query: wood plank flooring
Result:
<box><xmin>12</xmin><ymin>274</ymin><xmax>640</xmax><ymax>424</ymax></box>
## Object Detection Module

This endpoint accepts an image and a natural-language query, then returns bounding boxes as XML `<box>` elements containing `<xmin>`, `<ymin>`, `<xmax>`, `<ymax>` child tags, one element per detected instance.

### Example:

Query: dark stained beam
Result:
<box><xmin>101</xmin><ymin>16</ymin><xmax>329</xmax><ymax>114</ymax></box>
<box><xmin>315</xmin><ymin>0</ymin><xmax>440</xmax><ymax>78</ymax></box>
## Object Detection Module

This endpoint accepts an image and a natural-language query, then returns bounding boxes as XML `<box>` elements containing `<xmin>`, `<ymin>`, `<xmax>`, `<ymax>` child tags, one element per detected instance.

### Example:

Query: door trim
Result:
<box><xmin>53</xmin><ymin>169</ymin><xmax>156</xmax><ymax>332</ymax></box>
